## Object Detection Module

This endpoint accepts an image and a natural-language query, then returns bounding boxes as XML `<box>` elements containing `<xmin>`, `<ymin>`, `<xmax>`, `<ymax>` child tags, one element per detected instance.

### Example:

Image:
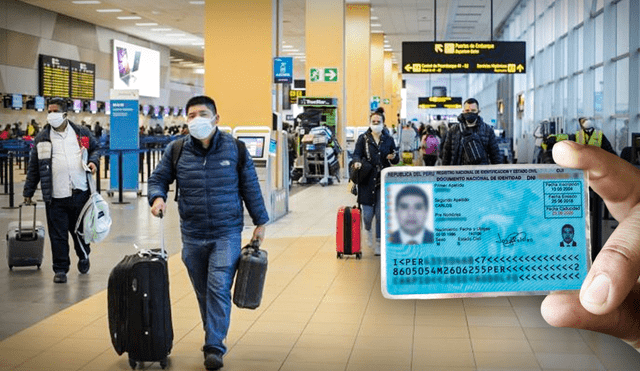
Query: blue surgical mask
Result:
<box><xmin>188</xmin><ymin>116</ymin><xmax>216</xmax><ymax>140</ymax></box>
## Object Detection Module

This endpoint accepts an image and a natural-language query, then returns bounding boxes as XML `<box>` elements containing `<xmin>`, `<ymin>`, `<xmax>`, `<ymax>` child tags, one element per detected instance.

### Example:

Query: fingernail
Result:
<box><xmin>583</xmin><ymin>274</ymin><xmax>611</xmax><ymax>307</ymax></box>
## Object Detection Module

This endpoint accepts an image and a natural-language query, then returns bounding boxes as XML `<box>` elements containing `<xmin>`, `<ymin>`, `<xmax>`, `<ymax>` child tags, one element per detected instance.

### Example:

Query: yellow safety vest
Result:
<box><xmin>575</xmin><ymin>129</ymin><xmax>603</xmax><ymax>147</ymax></box>
<box><xmin>541</xmin><ymin>133</ymin><xmax>569</xmax><ymax>152</ymax></box>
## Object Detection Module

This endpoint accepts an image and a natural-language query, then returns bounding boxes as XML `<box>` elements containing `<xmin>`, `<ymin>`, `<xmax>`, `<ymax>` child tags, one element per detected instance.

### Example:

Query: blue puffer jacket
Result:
<box><xmin>23</xmin><ymin>122</ymin><xmax>100</xmax><ymax>203</ymax></box>
<box><xmin>147</xmin><ymin>130</ymin><xmax>269</xmax><ymax>238</ymax></box>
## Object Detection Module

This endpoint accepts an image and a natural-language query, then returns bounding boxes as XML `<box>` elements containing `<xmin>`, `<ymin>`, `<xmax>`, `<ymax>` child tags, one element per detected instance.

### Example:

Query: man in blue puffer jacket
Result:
<box><xmin>442</xmin><ymin>98</ymin><xmax>503</xmax><ymax>165</ymax></box>
<box><xmin>147</xmin><ymin>96</ymin><xmax>268</xmax><ymax>371</ymax></box>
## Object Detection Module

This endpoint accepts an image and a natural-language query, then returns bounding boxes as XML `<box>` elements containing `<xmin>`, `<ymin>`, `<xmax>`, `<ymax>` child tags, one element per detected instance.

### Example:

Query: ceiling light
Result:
<box><xmin>191</xmin><ymin>42</ymin><xmax>205</xmax><ymax>46</ymax></box>
<box><xmin>371</xmin><ymin>16</ymin><xmax>378</xmax><ymax>20</ymax></box>
<box><xmin>172</xmin><ymin>59</ymin><xmax>184</xmax><ymax>62</ymax></box>
<box><xmin>282</xmin><ymin>45</ymin><xmax>295</xmax><ymax>49</ymax></box>
<box><xmin>372</xmin><ymin>30</ymin><xmax>384</xmax><ymax>33</ymax></box>
<box><xmin>136</xmin><ymin>23</ymin><xmax>158</xmax><ymax>26</ymax></box>
<box><xmin>96</xmin><ymin>9</ymin><xmax>122</xmax><ymax>12</ymax></box>
<box><xmin>189</xmin><ymin>1</ymin><xmax>205</xmax><ymax>4</ymax></box>
<box><xmin>73</xmin><ymin>1</ymin><xmax>101</xmax><ymax>4</ymax></box>
<box><xmin>117</xmin><ymin>16</ymin><xmax>142</xmax><ymax>20</ymax></box>
<box><xmin>166</xmin><ymin>33</ymin><xmax>186</xmax><ymax>37</ymax></box>
<box><xmin>151</xmin><ymin>28</ymin><xmax>172</xmax><ymax>31</ymax></box>
<box><xmin>371</xmin><ymin>23</ymin><xmax>382</xmax><ymax>27</ymax></box>
<box><xmin>194</xmin><ymin>68</ymin><xmax>205</xmax><ymax>74</ymax></box>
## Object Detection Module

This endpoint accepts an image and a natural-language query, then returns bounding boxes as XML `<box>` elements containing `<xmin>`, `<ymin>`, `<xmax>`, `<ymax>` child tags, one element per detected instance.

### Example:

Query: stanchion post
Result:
<box><xmin>112</xmin><ymin>150</ymin><xmax>130</xmax><ymax>205</ymax></box>
<box><xmin>2</xmin><ymin>153</ymin><xmax>18</xmax><ymax>209</ymax></box>
<box><xmin>4</xmin><ymin>154</ymin><xmax>9</xmax><ymax>194</ymax></box>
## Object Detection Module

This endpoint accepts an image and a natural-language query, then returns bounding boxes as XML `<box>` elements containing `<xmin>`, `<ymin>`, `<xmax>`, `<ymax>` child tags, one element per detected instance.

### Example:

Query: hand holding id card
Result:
<box><xmin>381</xmin><ymin>165</ymin><xmax>590</xmax><ymax>299</ymax></box>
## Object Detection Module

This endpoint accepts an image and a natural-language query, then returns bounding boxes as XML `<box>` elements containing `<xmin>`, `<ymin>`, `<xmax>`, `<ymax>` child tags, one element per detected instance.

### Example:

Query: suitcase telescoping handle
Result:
<box><xmin>159</xmin><ymin>210</ymin><xmax>166</xmax><ymax>257</ymax></box>
<box><xmin>18</xmin><ymin>202</ymin><xmax>37</xmax><ymax>239</ymax></box>
<box><xmin>244</xmin><ymin>239</ymin><xmax>262</xmax><ymax>256</ymax></box>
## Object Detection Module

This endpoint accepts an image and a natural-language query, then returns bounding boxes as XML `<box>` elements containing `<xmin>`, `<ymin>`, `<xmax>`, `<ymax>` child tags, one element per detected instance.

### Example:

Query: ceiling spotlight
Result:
<box><xmin>136</xmin><ymin>23</ymin><xmax>158</xmax><ymax>26</ymax></box>
<box><xmin>117</xmin><ymin>16</ymin><xmax>142</xmax><ymax>20</ymax></box>
<box><xmin>72</xmin><ymin>1</ymin><xmax>101</xmax><ymax>4</ymax></box>
<box><xmin>96</xmin><ymin>9</ymin><xmax>121</xmax><ymax>12</ymax></box>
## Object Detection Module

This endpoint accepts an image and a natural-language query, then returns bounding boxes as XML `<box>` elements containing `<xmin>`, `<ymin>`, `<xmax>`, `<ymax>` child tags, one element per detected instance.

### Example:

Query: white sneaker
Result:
<box><xmin>374</xmin><ymin>238</ymin><xmax>381</xmax><ymax>256</ymax></box>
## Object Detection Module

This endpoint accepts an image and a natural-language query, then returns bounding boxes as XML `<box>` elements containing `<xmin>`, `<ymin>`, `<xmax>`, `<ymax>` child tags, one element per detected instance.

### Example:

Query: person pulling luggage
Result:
<box><xmin>147</xmin><ymin>95</ymin><xmax>269</xmax><ymax>371</ymax></box>
<box><xmin>351</xmin><ymin>110</ymin><xmax>399</xmax><ymax>255</ymax></box>
<box><xmin>23</xmin><ymin>98</ymin><xmax>99</xmax><ymax>283</ymax></box>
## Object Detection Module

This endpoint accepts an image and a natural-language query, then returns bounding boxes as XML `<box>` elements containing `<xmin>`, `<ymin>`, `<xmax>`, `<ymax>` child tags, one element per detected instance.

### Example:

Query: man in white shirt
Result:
<box><xmin>24</xmin><ymin>98</ymin><xmax>100</xmax><ymax>283</ymax></box>
<box><xmin>389</xmin><ymin>185</ymin><xmax>434</xmax><ymax>244</ymax></box>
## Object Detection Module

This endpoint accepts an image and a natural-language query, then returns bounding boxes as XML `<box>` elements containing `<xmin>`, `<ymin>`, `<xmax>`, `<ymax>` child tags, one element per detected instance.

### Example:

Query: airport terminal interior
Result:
<box><xmin>1</xmin><ymin>0</ymin><xmax>640</xmax><ymax>370</ymax></box>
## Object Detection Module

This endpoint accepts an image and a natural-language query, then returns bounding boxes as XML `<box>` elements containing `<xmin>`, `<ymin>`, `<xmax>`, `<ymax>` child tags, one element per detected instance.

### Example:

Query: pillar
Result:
<box><xmin>371</xmin><ymin>32</ymin><xmax>385</xmax><ymax>116</ymax></box>
<box><xmin>345</xmin><ymin>4</ymin><xmax>370</xmax><ymax>128</ymax></box>
<box><xmin>305</xmin><ymin>0</ymin><xmax>345</xmax><ymax>148</ymax></box>
<box><xmin>204</xmin><ymin>0</ymin><xmax>274</xmax><ymax>127</ymax></box>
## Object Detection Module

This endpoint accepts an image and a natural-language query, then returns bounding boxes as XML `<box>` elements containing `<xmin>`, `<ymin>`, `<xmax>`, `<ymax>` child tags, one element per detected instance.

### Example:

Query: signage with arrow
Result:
<box><xmin>403</xmin><ymin>41</ymin><xmax>526</xmax><ymax>74</ymax></box>
<box><xmin>418</xmin><ymin>96</ymin><xmax>462</xmax><ymax>109</ymax></box>
<box><xmin>309</xmin><ymin>67</ymin><xmax>339</xmax><ymax>82</ymax></box>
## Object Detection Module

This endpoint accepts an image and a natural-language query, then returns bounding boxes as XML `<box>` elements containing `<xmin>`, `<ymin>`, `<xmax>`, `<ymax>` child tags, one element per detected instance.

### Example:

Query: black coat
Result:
<box><xmin>442</xmin><ymin>117</ymin><xmax>503</xmax><ymax>165</ymax></box>
<box><xmin>352</xmin><ymin>129</ymin><xmax>399</xmax><ymax>206</ymax></box>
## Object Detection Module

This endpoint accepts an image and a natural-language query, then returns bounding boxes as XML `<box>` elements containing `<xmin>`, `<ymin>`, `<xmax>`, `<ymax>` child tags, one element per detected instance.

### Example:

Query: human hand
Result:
<box><xmin>88</xmin><ymin>162</ymin><xmax>97</xmax><ymax>175</ymax></box>
<box><xmin>541</xmin><ymin>141</ymin><xmax>640</xmax><ymax>350</ymax></box>
<box><xmin>386</xmin><ymin>152</ymin><xmax>396</xmax><ymax>160</ymax></box>
<box><xmin>353</xmin><ymin>162</ymin><xmax>362</xmax><ymax>169</ymax></box>
<box><xmin>251</xmin><ymin>225</ymin><xmax>266</xmax><ymax>247</ymax></box>
<box><xmin>150</xmin><ymin>198</ymin><xmax>166</xmax><ymax>218</ymax></box>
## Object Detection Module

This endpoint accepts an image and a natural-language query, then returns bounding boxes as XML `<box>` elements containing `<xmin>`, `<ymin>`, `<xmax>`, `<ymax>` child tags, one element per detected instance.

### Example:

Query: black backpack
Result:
<box><xmin>459</xmin><ymin>126</ymin><xmax>487</xmax><ymax>165</ymax></box>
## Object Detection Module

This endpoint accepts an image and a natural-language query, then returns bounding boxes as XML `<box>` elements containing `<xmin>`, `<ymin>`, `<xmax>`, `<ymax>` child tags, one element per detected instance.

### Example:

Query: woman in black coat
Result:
<box><xmin>351</xmin><ymin>111</ymin><xmax>399</xmax><ymax>255</ymax></box>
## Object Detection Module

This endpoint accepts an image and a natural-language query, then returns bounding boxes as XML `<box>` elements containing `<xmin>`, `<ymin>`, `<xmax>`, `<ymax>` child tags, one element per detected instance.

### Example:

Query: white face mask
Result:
<box><xmin>370</xmin><ymin>123</ymin><xmax>384</xmax><ymax>134</ymax></box>
<box><xmin>47</xmin><ymin>112</ymin><xmax>65</xmax><ymax>128</ymax></box>
<box><xmin>188</xmin><ymin>116</ymin><xmax>216</xmax><ymax>140</ymax></box>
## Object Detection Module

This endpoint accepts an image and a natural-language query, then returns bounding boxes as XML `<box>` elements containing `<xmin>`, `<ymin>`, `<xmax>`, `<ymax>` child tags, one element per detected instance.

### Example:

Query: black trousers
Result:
<box><xmin>45</xmin><ymin>190</ymin><xmax>91</xmax><ymax>273</ymax></box>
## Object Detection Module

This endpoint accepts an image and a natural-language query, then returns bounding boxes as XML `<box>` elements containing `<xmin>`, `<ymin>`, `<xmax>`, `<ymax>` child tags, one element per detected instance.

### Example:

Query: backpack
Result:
<box><xmin>171</xmin><ymin>134</ymin><xmax>247</xmax><ymax>201</ymax></box>
<box><xmin>423</xmin><ymin>135</ymin><xmax>439</xmax><ymax>155</ymax></box>
<box><xmin>460</xmin><ymin>127</ymin><xmax>487</xmax><ymax>165</ymax></box>
<box><xmin>75</xmin><ymin>173</ymin><xmax>112</xmax><ymax>244</ymax></box>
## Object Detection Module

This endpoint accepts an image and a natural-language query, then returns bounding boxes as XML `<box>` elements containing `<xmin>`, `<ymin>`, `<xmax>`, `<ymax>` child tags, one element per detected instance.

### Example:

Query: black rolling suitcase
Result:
<box><xmin>108</xmin><ymin>213</ymin><xmax>172</xmax><ymax>370</ymax></box>
<box><xmin>233</xmin><ymin>240</ymin><xmax>268</xmax><ymax>309</ymax></box>
<box><xmin>6</xmin><ymin>203</ymin><xmax>45</xmax><ymax>270</ymax></box>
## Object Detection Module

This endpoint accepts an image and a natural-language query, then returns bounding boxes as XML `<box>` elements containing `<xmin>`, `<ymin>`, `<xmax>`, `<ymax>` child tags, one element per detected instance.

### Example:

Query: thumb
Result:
<box><xmin>579</xmin><ymin>204</ymin><xmax>640</xmax><ymax>315</ymax></box>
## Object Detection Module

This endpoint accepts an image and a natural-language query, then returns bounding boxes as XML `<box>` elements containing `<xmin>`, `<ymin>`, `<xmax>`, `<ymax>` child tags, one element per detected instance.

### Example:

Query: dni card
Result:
<box><xmin>381</xmin><ymin>165</ymin><xmax>590</xmax><ymax>299</ymax></box>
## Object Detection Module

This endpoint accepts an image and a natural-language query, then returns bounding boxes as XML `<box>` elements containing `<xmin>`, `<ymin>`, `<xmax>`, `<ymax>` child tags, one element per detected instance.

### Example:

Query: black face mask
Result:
<box><xmin>462</xmin><ymin>112</ymin><xmax>478</xmax><ymax>124</ymax></box>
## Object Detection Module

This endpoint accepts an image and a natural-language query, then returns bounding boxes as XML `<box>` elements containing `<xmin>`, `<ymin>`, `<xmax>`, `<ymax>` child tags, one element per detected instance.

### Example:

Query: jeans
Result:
<box><xmin>181</xmin><ymin>233</ymin><xmax>241</xmax><ymax>355</ymax></box>
<box><xmin>361</xmin><ymin>202</ymin><xmax>381</xmax><ymax>239</ymax></box>
<box><xmin>45</xmin><ymin>190</ymin><xmax>91</xmax><ymax>273</ymax></box>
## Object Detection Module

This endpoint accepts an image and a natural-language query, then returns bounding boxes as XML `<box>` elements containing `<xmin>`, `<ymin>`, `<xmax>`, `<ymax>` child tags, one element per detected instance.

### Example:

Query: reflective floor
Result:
<box><xmin>1</xmin><ymin>163</ymin><xmax>639</xmax><ymax>370</ymax></box>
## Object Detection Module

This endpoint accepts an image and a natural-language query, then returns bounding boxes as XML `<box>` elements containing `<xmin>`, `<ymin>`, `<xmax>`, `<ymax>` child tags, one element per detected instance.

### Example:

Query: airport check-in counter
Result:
<box><xmin>233</xmin><ymin>126</ymin><xmax>289</xmax><ymax>224</ymax></box>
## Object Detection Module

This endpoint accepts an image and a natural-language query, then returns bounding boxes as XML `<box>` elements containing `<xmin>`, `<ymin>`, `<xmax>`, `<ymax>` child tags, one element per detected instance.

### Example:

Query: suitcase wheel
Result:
<box><xmin>160</xmin><ymin>358</ymin><xmax>168</xmax><ymax>369</ymax></box>
<box><xmin>337</xmin><ymin>252</ymin><xmax>343</xmax><ymax>259</ymax></box>
<box><xmin>356</xmin><ymin>253</ymin><xmax>362</xmax><ymax>260</ymax></box>
<box><xmin>37</xmin><ymin>264</ymin><xmax>41</xmax><ymax>269</ymax></box>
<box><xmin>128</xmin><ymin>357</ymin><xmax>137</xmax><ymax>369</ymax></box>
<box><xmin>8</xmin><ymin>265</ymin><xmax>13</xmax><ymax>270</ymax></box>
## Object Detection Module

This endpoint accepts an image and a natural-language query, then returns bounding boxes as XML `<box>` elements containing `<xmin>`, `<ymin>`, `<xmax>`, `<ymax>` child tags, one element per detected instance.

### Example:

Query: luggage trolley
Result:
<box><xmin>299</xmin><ymin>126</ymin><xmax>341</xmax><ymax>186</ymax></box>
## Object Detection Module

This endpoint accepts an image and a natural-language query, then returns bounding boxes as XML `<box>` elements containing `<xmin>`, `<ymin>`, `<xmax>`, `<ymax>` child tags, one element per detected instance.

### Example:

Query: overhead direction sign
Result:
<box><xmin>403</xmin><ymin>41</ymin><xmax>526</xmax><ymax>74</ymax></box>
<box><xmin>418</xmin><ymin>96</ymin><xmax>463</xmax><ymax>109</ymax></box>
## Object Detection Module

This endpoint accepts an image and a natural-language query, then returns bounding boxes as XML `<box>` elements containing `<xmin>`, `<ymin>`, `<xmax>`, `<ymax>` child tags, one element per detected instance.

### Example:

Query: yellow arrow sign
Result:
<box><xmin>434</xmin><ymin>44</ymin><xmax>443</xmax><ymax>53</ymax></box>
<box><xmin>517</xmin><ymin>64</ymin><xmax>525</xmax><ymax>72</ymax></box>
<box><xmin>404</xmin><ymin>64</ymin><xmax>413</xmax><ymax>72</ymax></box>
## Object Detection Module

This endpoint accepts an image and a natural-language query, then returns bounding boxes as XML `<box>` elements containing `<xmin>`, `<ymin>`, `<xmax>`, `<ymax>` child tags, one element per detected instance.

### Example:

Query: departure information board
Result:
<box><xmin>418</xmin><ymin>97</ymin><xmax>462</xmax><ymax>109</ymax></box>
<box><xmin>39</xmin><ymin>55</ymin><xmax>95</xmax><ymax>99</ymax></box>
<box><xmin>70</xmin><ymin>60</ymin><xmax>95</xmax><ymax>100</ymax></box>
<box><xmin>403</xmin><ymin>41</ymin><xmax>526</xmax><ymax>74</ymax></box>
<box><xmin>39</xmin><ymin>55</ymin><xmax>70</xmax><ymax>98</ymax></box>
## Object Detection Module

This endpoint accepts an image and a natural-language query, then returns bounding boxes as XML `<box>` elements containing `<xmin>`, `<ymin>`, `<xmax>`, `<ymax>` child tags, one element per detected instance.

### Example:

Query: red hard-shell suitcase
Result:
<box><xmin>336</xmin><ymin>206</ymin><xmax>362</xmax><ymax>259</ymax></box>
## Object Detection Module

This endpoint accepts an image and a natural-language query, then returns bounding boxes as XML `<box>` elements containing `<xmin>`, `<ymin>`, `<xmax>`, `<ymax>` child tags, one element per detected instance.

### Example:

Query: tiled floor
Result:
<box><xmin>1</xmin><ymin>163</ymin><xmax>639</xmax><ymax>370</ymax></box>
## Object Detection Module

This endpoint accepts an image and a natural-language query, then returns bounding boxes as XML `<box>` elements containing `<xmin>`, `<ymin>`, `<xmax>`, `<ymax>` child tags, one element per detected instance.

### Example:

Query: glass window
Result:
<box><xmin>546</xmin><ymin>7</ymin><xmax>555</xmax><ymax>46</ymax></box>
<box><xmin>595</xmin><ymin>14</ymin><xmax>603</xmax><ymax>65</ymax></box>
<box><xmin>616</xmin><ymin>57</ymin><xmax>629</xmax><ymax>114</ymax></box>
<box><xmin>559</xmin><ymin>37</ymin><xmax>567</xmax><ymax>77</ymax></box>
<box><xmin>577</xmin><ymin>27</ymin><xmax>583</xmax><ymax>71</ymax></box>
<box><xmin>557</xmin><ymin>0</ymin><xmax>567</xmax><ymax>37</ymax></box>
<box><xmin>577</xmin><ymin>73</ymin><xmax>584</xmax><ymax>117</ymax></box>
<box><xmin>527</xmin><ymin>1</ymin><xmax>535</xmax><ymax>26</ymax></box>
<box><xmin>614</xmin><ymin>118</ymin><xmax>629</xmax><ymax>155</ymax></box>
<box><xmin>617</xmin><ymin>0</ymin><xmax>629</xmax><ymax>55</ymax></box>
<box><xmin>597</xmin><ymin>0</ymin><xmax>604</xmax><ymax>11</ymax></box>
<box><xmin>595</xmin><ymin>66</ymin><xmax>604</xmax><ymax>114</ymax></box>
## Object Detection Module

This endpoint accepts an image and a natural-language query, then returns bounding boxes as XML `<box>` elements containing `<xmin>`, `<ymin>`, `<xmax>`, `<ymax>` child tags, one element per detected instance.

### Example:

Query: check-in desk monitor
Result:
<box><xmin>235</xmin><ymin>131</ymin><xmax>271</xmax><ymax>224</ymax></box>
<box><xmin>237</xmin><ymin>134</ymin><xmax>269</xmax><ymax>163</ymax></box>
